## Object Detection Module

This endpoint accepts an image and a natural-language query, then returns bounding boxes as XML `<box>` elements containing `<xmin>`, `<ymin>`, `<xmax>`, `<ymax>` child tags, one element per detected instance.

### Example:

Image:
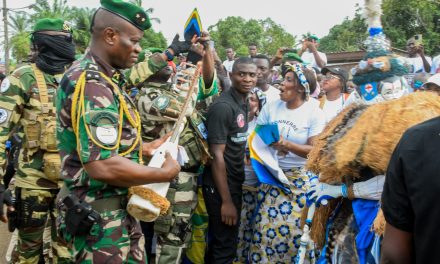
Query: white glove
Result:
<box><xmin>306</xmin><ymin>182</ymin><xmax>345</xmax><ymax>207</ymax></box>
<box><xmin>352</xmin><ymin>175</ymin><xmax>385</xmax><ymax>200</ymax></box>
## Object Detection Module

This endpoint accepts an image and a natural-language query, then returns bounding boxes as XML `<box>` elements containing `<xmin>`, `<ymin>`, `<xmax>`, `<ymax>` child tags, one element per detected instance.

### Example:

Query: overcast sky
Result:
<box><xmin>5</xmin><ymin>0</ymin><xmax>363</xmax><ymax>43</ymax></box>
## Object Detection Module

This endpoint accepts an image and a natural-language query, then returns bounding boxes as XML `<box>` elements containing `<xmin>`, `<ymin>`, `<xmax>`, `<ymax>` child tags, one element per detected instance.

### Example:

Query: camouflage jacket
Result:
<box><xmin>56</xmin><ymin>51</ymin><xmax>166</xmax><ymax>203</ymax></box>
<box><xmin>136</xmin><ymin>66</ymin><xmax>219</xmax><ymax>169</ymax></box>
<box><xmin>0</xmin><ymin>64</ymin><xmax>63</xmax><ymax>189</ymax></box>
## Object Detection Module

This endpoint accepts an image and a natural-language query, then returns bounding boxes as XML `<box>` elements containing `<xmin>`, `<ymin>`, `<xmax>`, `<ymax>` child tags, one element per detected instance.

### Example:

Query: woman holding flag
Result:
<box><xmin>248</xmin><ymin>63</ymin><xmax>325</xmax><ymax>263</ymax></box>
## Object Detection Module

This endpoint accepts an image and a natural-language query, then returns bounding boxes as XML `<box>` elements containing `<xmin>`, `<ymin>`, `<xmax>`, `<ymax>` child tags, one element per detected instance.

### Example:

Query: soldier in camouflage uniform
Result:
<box><xmin>135</xmin><ymin>32</ymin><xmax>219</xmax><ymax>264</ymax></box>
<box><xmin>56</xmin><ymin>0</ymin><xmax>189</xmax><ymax>262</ymax></box>
<box><xmin>0</xmin><ymin>18</ymin><xmax>76</xmax><ymax>263</ymax></box>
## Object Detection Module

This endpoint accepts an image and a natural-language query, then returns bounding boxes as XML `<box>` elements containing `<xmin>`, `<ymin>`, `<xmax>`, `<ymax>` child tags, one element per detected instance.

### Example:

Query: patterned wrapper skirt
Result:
<box><xmin>235</xmin><ymin>185</ymin><xmax>259</xmax><ymax>263</ymax></box>
<box><xmin>248</xmin><ymin>167</ymin><xmax>316</xmax><ymax>264</ymax></box>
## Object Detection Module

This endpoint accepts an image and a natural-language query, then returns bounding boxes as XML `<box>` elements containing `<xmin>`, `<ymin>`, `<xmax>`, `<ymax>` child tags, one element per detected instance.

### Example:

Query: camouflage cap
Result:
<box><xmin>33</xmin><ymin>18</ymin><xmax>72</xmax><ymax>33</ymax></box>
<box><xmin>100</xmin><ymin>0</ymin><xmax>152</xmax><ymax>31</ymax></box>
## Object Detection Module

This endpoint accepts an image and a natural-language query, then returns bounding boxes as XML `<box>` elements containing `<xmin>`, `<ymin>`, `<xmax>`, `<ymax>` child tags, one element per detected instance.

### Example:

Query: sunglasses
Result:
<box><xmin>323</xmin><ymin>74</ymin><xmax>340</xmax><ymax>80</ymax></box>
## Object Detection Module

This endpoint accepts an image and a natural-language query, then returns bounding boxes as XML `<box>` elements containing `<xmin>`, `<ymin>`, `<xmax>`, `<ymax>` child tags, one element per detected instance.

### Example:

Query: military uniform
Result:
<box><xmin>56</xmin><ymin>50</ymin><xmax>151</xmax><ymax>262</ymax></box>
<box><xmin>136</xmin><ymin>60</ymin><xmax>218</xmax><ymax>263</ymax></box>
<box><xmin>0</xmin><ymin>18</ymin><xmax>75</xmax><ymax>264</ymax></box>
<box><xmin>55</xmin><ymin>1</ymin><xmax>168</xmax><ymax>261</ymax></box>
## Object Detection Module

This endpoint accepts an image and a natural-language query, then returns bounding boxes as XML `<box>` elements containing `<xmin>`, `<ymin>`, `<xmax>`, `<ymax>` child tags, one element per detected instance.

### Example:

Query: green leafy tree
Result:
<box><xmin>382</xmin><ymin>0</ymin><xmax>440</xmax><ymax>55</ymax></box>
<box><xmin>70</xmin><ymin>7</ymin><xmax>96</xmax><ymax>54</ymax></box>
<box><xmin>9</xmin><ymin>12</ymin><xmax>31</xmax><ymax>63</ymax></box>
<box><xmin>260</xmin><ymin>18</ymin><xmax>296</xmax><ymax>56</ymax></box>
<box><xmin>140</xmin><ymin>29</ymin><xmax>167</xmax><ymax>50</ymax></box>
<box><xmin>208</xmin><ymin>16</ymin><xmax>296</xmax><ymax>59</ymax></box>
<box><xmin>30</xmin><ymin>0</ymin><xmax>70</xmax><ymax>21</ymax></box>
<box><xmin>319</xmin><ymin>1</ymin><xmax>440</xmax><ymax>55</ymax></box>
<box><xmin>319</xmin><ymin>5</ymin><xmax>368</xmax><ymax>53</ymax></box>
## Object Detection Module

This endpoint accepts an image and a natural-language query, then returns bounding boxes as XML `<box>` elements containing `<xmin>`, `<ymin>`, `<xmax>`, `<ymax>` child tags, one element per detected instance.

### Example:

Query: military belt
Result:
<box><xmin>57</xmin><ymin>186</ymin><xmax>127</xmax><ymax>214</ymax></box>
<box><xmin>89</xmin><ymin>196</ymin><xmax>127</xmax><ymax>214</ymax></box>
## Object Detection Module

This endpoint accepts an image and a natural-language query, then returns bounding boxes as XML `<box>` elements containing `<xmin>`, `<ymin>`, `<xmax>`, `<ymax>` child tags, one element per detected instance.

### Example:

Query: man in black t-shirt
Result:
<box><xmin>203</xmin><ymin>57</ymin><xmax>257</xmax><ymax>263</ymax></box>
<box><xmin>381</xmin><ymin>116</ymin><xmax>440</xmax><ymax>264</ymax></box>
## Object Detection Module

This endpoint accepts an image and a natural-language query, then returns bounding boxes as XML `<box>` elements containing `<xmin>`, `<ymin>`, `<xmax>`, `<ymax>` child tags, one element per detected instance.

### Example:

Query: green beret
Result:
<box><xmin>100</xmin><ymin>0</ymin><xmax>151</xmax><ymax>31</ymax></box>
<box><xmin>33</xmin><ymin>18</ymin><xmax>72</xmax><ymax>33</ymax></box>
<box><xmin>283</xmin><ymin>52</ymin><xmax>303</xmax><ymax>63</ymax></box>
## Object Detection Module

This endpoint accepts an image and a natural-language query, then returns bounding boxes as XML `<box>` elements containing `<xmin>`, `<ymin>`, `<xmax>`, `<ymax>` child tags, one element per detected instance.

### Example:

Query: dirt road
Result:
<box><xmin>0</xmin><ymin>222</ymin><xmax>12</xmax><ymax>263</ymax></box>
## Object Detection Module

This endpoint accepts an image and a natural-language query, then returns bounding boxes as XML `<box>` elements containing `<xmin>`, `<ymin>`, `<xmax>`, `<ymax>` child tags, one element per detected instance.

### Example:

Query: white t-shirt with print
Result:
<box><xmin>257</xmin><ymin>99</ymin><xmax>326</xmax><ymax>169</ymax></box>
<box><xmin>261</xmin><ymin>85</ymin><xmax>280</xmax><ymax>103</ymax></box>
<box><xmin>406</xmin><ymin>56</ymin><xmax>432</xmax><ymax>73</ymax></box>
<box><xmin>301</xmin><ymin>50</ymin><xmax>327</xmax><ymax>71</ymax></box>
<box><xmin>321</xmin><ymin>94</ymin><xmax>354</xmax><ymax>123</ymax></box>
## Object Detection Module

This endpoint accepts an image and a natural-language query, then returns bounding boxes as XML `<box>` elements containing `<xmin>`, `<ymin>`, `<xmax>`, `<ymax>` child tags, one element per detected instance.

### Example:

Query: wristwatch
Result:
<box><xmin>165</xmin><ymin>49</ymin><xmax>175</xmax><ymax>61</ymax></box>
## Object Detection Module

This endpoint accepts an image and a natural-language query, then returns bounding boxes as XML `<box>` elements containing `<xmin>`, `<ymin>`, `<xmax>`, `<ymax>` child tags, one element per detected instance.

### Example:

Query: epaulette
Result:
<box><xmin>85</xmin><ymin>63</ymin><xmax>100</xmax><ymax>81</ymax></box>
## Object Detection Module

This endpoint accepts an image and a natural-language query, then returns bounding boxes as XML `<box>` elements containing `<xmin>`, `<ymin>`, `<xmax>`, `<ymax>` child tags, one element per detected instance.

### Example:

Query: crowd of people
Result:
<box><xmin>0</xmin><ymin>0</ymin><xmax>439</xmax><ymax>264</ymax></box>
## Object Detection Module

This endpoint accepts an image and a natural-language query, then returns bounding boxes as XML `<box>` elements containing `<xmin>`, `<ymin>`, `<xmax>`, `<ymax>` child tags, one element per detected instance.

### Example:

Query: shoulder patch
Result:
<box><xmin>89</xmin><ymin>110</ymin><xmax>119</xmax><ymax>145</ymax></box>
<box><xmin>0</xmin><ymin>78</ymin><xmax>10</xmax><ymax>93</ymax></box>
<box><xmin>0</xmin><ymin>108</ymin><xmax>8</xmax><ymax>124</ymax></box>
<box><xmin>95</xmin><ymin>126</ymin><xmax>118</xmax><ymax>145</ymax></box>
<box><xmin>153</xmin><ymin>95</ymin><xmax>170</xmax><ymax>111</ymax></box>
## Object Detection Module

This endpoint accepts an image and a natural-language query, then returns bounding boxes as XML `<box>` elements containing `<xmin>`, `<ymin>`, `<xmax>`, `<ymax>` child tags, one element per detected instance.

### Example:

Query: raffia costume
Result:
<box><xmin>301</xmin><ymin>1</ymin><xmax>440</xmax><ymax>263</ymax></box>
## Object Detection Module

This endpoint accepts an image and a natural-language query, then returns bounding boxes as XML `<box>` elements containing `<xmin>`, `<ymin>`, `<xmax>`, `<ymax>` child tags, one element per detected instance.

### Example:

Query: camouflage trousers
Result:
<box><xmin>155</xmin><ymin>171</ymin><xmax>198</xmax><ymax>264</ymax></box>
<box><xmin>15</xmin><ymin>188</ymin><xmax>72</xmax><ymax>264</ymax></box>
<box><xmin>7</xmin><ymin>220</ymin><xmax>54</xmax><ymax>263</ymax></box>
<box><xmin>70</xmin><ymin>209</ymin><xmax>146</xmax><ymax>263</ymax></box>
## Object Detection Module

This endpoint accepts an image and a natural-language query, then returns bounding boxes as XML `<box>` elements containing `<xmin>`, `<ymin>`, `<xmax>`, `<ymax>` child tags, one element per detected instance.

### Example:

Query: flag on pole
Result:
<box><xmin>249</xmin><ymin>124</ymin><xmax>290</xmax><ymax>193</ymax></box>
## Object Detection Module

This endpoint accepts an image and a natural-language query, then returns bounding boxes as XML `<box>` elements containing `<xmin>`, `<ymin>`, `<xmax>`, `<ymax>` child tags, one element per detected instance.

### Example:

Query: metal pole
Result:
<box><xmin>2</xmin><ymin>0</ymin><xmax>8</xmax><ymax>74</ymax></box>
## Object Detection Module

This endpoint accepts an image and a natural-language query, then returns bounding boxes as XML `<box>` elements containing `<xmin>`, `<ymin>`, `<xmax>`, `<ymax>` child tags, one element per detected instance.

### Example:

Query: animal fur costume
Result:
<box><xmin>299</xmin><ymin>1</ymin><xmax>440</xmax><ymax>262</ymax></box>
<box><xmin>304</xmin><ymin>92</ymin><xmax>440</xmax><ymax>249</ymax></box>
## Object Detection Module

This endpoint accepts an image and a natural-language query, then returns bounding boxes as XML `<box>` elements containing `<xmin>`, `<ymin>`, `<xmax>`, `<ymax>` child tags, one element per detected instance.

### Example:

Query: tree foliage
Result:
<box><xmin>382</xmin><ymin>0</ymin><xmax>440</xmax><ymax>55</ymax></box>
<box><xmin>319</xmin><ymin>0</ymin><xmax>440</xmax><ymax>55</ymax></box>
<box><xmin>6</xmin><ymin>0</ymin><xmax>167</xmax><ymax>61</ymax></box>
<box><xmin>9</xmin><ymin>12</ymin><xmax>31</xmax><ymax>63</ymax></box>
<box><xmin>140</xmin><ymin>29</ymin><xmax>167</xmax><ymax>50</ymax></box>
<box><xmin>319</xmin><ymin>5</ymin><xmax>367</xmax><ymax>53</ymax></box>
<box><xmin>10</xmin><ymin>33</ymin><xmax>31</xmax><ymax>63</ymax></box>
<box><xmin>208</xmin><ymin>16</ymin><xmax>296</xmax><ymax>59</ymax></box>
<box><xmin>30</xmin><ymin>0</ymin><xmax>70</xmax><ymax>21</ymax></box>
<box><xmin>70</xmin><ymin>7</ymin><xmax>96</xmax><ymax>54</ymax></box>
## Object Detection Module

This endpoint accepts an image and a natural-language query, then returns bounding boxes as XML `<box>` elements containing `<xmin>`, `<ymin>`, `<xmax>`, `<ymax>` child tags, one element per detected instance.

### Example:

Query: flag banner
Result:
<box><xmin>249</xmin><ymin>124</ymin><xmax>290</xmax><ymax>193</ymax></box>
<box><xmin>184</xmin><ymin>8</ymin><xmax>203</xmax><ymax>41</ymax></box>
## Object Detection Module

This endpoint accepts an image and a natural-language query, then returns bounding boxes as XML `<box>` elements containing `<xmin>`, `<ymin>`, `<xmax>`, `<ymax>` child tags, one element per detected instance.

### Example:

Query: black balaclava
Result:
<box><xmin>33</xmin><ymin>33</ymin><xmax>76</xmax><ymax>75</ymax></box>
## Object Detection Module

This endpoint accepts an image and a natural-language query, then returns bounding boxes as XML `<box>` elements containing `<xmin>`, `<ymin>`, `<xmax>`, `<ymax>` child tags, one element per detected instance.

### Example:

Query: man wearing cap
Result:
<box><xmin>420</xmin><ymin>73</ymin><xmax>440</xmax><ymax>95</ymax></box>
<box><xmin>0</xmin><ymin>18</ymin><xmax>75</xmax><ymax>263</ymax></box>
<box><xmin>298</xmin><ymin>34</ymin><xmax>327</xmax><ymax>71</ymax></box>
<box><xmin>56</xmin><ymin>0</ymin><xmax>192</xmax><ymax>262</ymax></box>
<box><xmin>320</xmin><ymin>67</ymin><xmax>354</xmax><ymax>122</ymax></box>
